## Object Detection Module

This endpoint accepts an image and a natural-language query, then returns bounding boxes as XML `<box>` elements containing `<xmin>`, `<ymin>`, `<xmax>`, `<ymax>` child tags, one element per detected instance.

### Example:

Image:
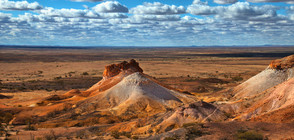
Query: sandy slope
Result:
<box><xmin>232</xmin><ymin>67</ymin><xmax>294</xmax><ymax>99</ymax></box>
<box><xmin>222</xmin><ymin>55</ymin><xmax>294</xmax><ymax>122</ymax></box>
<box><xmin>239</xmin><ymin>77</ymin><xmax>294</xmax><ymax>122</ymax></box>
<box><xmin>156</xmin><ymin>101</ymin><xmax>227</xmax><ymax>133</ymax></box>
<box><xmin>76</xmin><ymin>72</ymin><xmax>185</xmax><ymax>116</ymax></box>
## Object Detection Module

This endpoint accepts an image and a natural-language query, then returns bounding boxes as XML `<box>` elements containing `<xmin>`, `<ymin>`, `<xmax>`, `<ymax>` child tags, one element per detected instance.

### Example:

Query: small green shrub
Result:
<box><xmin>24</xmin><ymin>121</ymin><xmax>37</xmax><ymax>131</ymax></box>
<box><xmin>231</xmin><ymin>75</ymin><xmax>243</xmax><ymax>82</ymax></box>
<box><xmin>182</xmin><ymin>122</ymin><xmax>195</xmax><ymax>128</ymax></box>
<box><xmin>185</xmin><ymin>125</ymin><xmax>205</xmax><ymax>139</ymax></box>
<box><xmin>184</xmin><ymin>78</ymin><xmax>198</xmax><ymax>82</ymax></box>
<box><xmin>237</xmin><ymin>130</ymin><xmax>263</xmax><ymax>140</ymax></box>
<box><xmin>164</xmin><ymin>134</ymin><xmax>180</xmax><ymax>140</ymax></box>
<box><xmin>121</xmin><ymin>131</ymin><xmax>131</xmax><ymax>138</ymax></box>
<box><xmin>224</xmin><ymin>112</ymin><xmax>233</xmax><ymax>118</ymax></box>
<box><xmin>44</xmin><ymin>130</ymin><xmax>59</xmax><ymax>140</ymax></box>
<box><xmin>82</xmin><ymin>72</ymin><xmax>89</xmax><ymax>75</ymax></box>
<box><xmin>0</xmin><ymin>112</ymin><xmax>13</xmax><ymax>123</ymax></box>
<box><xmin>54</xmin><ymin>76</ymin><xmax>62</xmax><ymax>80</ymax></box>
<box><xmin>132</xmin><ymin>136</ymin><xmax>139</xmax><ymax>139</ymax></box>
<box><xmin>111</xmin><ymin>130</ymin><xmax>120</xmax><ymax>139</ymax></box>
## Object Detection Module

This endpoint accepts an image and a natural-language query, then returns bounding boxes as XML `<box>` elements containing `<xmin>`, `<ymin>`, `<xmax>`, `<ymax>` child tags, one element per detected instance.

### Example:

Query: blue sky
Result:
<box><xmin>0</xmin><ymin>0</ymin><xmax>294</xmax><ymax>46</ymax></box>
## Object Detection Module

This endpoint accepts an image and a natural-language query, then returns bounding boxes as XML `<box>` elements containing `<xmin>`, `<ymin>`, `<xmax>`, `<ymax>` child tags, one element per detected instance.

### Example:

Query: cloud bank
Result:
<box><xmin>130</xmin><ymin>2</ymin><xmax>186</xmax><ymax>15</ymax></box>
<box><xmin>0</xmin><ymin>0</ymin><xmax>293</xmax><ymax>46</ymax></box>
<box><xmin>0</xmin><ymin>0</ymin><xmax>42</xmax><ymax>11</ymax></box>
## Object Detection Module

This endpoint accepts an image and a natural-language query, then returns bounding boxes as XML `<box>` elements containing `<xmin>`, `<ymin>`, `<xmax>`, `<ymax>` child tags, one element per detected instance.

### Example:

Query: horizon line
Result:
<box><xmin>1</xmin><ymin>44</ymin><xmax>294</xmax><ymax>49</ymax></box>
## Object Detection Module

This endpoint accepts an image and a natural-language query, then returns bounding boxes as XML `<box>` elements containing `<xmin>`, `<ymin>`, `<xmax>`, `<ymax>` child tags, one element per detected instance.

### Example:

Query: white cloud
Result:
<box><xmin>0</xmin><ymin>0</ymin><xmax>294</xmax><ymax>46</ymax></box>
<box><xmin>188</xmin><ymin>2</ymin><xmax>280</xmax><ymax>21</ymax></box>
<box><xmin>288</xmin><ymin>6</ymin><xmax>294</xmax><ymax>20</ymax></box>
<box><xmin>214</xmin><ymin>0</ymin><xmax>238</xmax><ymax>4</ymax></box>
<box><xmin>192</xmin><ymin>0</ymin><xmax>208</xmax><ymax>5</ymax></box>
<box><xmin>0</xmin><ymin>0</ymin><xmax>42</xmax><ymax>11</ymax></box>
<box><xmin>39</xmin><ymin>7</ymin><xmax>127</xmax><ymax>19</ymax></box>
<box><xmin>217</xmin><ymin>3</ymin><xmax>279</xmax><ymax>21</ymax></box>
<box><xmin>92</xmin><ymin>1</ymin><xmax>128</xmax><ymax>13</ymax></box>
<box><xmin>131</xmin><ymin>15</ymin><xmax>181</xmax><ymax>21</ymax></box>
<box><xmin>83</xmin><ymin>5</ymin><xmax>89</xmax><ymax>9</ymax></box>
<box><xmin>187</xmin><ymin>4</ymin><xmax>217</xmax><ymax>15</ymax></box>
<box><xmin>0</xmin><ymin>12</ymin><xmax>12</xmax><ymax>23</ymax></box>
<box><xmin>130</xmin><ymin>2</ymin><xmax>186</xmax><ymax>15</ymax></box>
<box><xmin>17</xmin><ymin>13</ymin><xmax>56</xmax><ymax>22</ymax></box>
<box><xmin>39</xmin><ymin>8</ymin><xmax>87</xmax><ymax>18</ymax></box>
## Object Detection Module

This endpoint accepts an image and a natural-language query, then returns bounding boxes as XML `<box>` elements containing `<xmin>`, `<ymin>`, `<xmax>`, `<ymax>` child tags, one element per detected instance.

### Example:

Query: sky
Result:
<box><xmin>0</xmin><ymin>0</ymin><xmax>294</xmax><ymax>46</ymax></box>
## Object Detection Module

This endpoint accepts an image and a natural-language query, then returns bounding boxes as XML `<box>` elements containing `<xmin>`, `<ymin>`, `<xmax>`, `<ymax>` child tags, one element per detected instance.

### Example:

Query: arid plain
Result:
<box><xmin>1</xmin><ymin>46</ymin><xmax>294</xmax><ymax>140</ymax></box>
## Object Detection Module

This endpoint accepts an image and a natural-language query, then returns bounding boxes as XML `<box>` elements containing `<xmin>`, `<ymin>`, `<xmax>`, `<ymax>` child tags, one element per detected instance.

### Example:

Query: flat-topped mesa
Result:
<box><xmin>103</xmin><ymin>59</ymin><xmax>143</xmax><ymax>79</ymax></box>
<box><xmin>269</xmin><ymin>55</ymin><xmax>294</xmax><ymax>70</ymax></box>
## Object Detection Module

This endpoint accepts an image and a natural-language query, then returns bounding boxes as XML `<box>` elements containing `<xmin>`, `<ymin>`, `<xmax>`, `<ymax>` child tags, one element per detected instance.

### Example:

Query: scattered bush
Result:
<box><xmin>44</xmin><ymin>130</ymin><xmax>59</xmax><ymax>140</ymax></box>
<box><xmin>54</xmin><ymin>76</ymin><xmax>62</xmax><ymax>80</ymax></box>
<box><xmin>0</xmin><ymin>112</ymin><xmax>13</xmax><ymax>139</ymax></box>
<box><xmin>75</xmin><ymin>130</ymin><xmax>89</xmax><ymax>139</ymax></box>
<box><xmin>38</xmin><ymin>71</ymin><xmax>43</xmax><ymax>74</ymax></box>
<box><xmin>82</xmin><ymin>72</ymin><xmax>89</xmax><ymax>76</ymax></box>
<box><xmin>24</xmin><ymin>124</ymin><xmax>37</xmax><ymax>131</ymax></box>
<box><xmin>184</xmin><ymin>123</ymin><xmax>207</xmax><ymax>139</ymax></box>
<box><xmin>111</xmin><ymin>130</ymin><xmax>120</xmax><ymax>139</ymax></box>
<box><xmin>121</xmin><ymin>131</ymin><xmax>132</xmax><ymax>138</ymax></box>
<box><xmin>0</xmin><ymin>112</ymin><xmax>13</xmax><ymax>123</ymax></box>
<box><xmin>231</xmin><ymin>75</ymin><xmax>243</xmax><ymax>82</ymax></box>
<box><xmin>46</xmin><ymin>110</ymin><xmax>62</xmax><ymax>119</ymax></box>
<box><xmin>24</xmin><ymin>120</ymin><xmax>38</xmax><ymax>131</ymax></box>
<box><xmin>182</xmin><ymin>123</ymin><xmax>195</xmax><ymax>128</ymax></box>
<box><xmin>184</xmin><ymin>78</ymin><xmax>198</xmax><ymax>82</ymax></box>
<box><xmin>132</xmin><ymin>136</ymin><xmax>139</xmax><ymax>139</ymax></box>
<box><xmin>110</xmin><ymin>130</ymin><xmax>132</xmax><ymax>139</ymax></box>
<box><xmin>224</xmin><ymin>112</ymin><xmax>233</xmax><ymax>118</ymax></box>
<box><xmin>164</xmin><ymin>134</ymin><xmax>180</xmax><ymax>140</ymax></box>
<box><xmin>236</xmin><ymin>130</ymin><xmax>263</xmax><ymax>140</ymax></box>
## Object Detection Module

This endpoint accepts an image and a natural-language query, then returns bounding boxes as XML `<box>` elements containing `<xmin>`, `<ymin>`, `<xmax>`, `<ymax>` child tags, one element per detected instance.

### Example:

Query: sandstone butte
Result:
<box><xmin>103</xmin><ymin>59</ymin><xmax>143</xmax><ymax>79</ymax></box>
<box><xmin>269</xmin><ymin>55</ymin><xmax>294</xmax><ymax>69</ymax></box>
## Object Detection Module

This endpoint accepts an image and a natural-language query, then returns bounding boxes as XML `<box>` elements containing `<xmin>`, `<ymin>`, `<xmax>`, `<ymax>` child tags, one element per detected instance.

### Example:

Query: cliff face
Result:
<box><xmin>103</xmin><ymin>59</ymin><xmax>143</xmax><ymax>79</ymax></box>
<box><xmin>269</xmin><ymin>55</ymin><xmax>294</xmax><ymax>70</ymax></box>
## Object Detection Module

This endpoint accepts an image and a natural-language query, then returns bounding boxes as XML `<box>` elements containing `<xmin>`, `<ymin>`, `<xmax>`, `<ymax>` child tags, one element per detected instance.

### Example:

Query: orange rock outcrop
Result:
<box><xmin>269</xmin><ymin>55</ymin><xmax>294</xmax><ymax>69</ymax></box>
<box><xmin>103</xmin><ymin>59</ymin><xmax>143</xmax><ymax>79</ymax></box>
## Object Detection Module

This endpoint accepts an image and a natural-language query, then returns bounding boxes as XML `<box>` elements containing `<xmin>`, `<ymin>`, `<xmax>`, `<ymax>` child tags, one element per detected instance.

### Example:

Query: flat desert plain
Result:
<box><xmin>1</xmin><ymin>46</ymin><xmax>294</xmax><ymax>139</ymax></box>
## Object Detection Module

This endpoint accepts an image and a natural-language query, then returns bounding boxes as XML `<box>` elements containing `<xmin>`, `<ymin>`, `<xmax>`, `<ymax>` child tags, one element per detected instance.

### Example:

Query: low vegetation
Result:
<box><xmin>0</xmin><ymin>111</ymin><xmax>14</xmax><ymax>139</ymax></box>
<box><xmin>236</xmin><ymin>129</ymin><xmax>263</xmax><ymax>140</ymax></box>
<box><xmin>110</xmin><ymin>130</ymin><xmax>132</xmax><ymax>139</ymax></box>
<box><xmin>183</xmin><ymin>123</ymin><xmax>208</xmax><ymax>139</ymax></box>
<box><xmin>0</xmin><ymin>76</ymin><xmax>102</xmax><ymax>92</ymax></box>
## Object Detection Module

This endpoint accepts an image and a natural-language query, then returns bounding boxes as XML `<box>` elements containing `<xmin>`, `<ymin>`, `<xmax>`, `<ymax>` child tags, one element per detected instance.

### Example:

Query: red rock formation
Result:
<box><xmin>269</xmin><ymin>55</ymin><xmax>294</xmax><ymax>69</ymax></box>
<box><xmin>103</xmin><ymin>59</ymin><xmax>143</xmax><ymax>79</ymax></box>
